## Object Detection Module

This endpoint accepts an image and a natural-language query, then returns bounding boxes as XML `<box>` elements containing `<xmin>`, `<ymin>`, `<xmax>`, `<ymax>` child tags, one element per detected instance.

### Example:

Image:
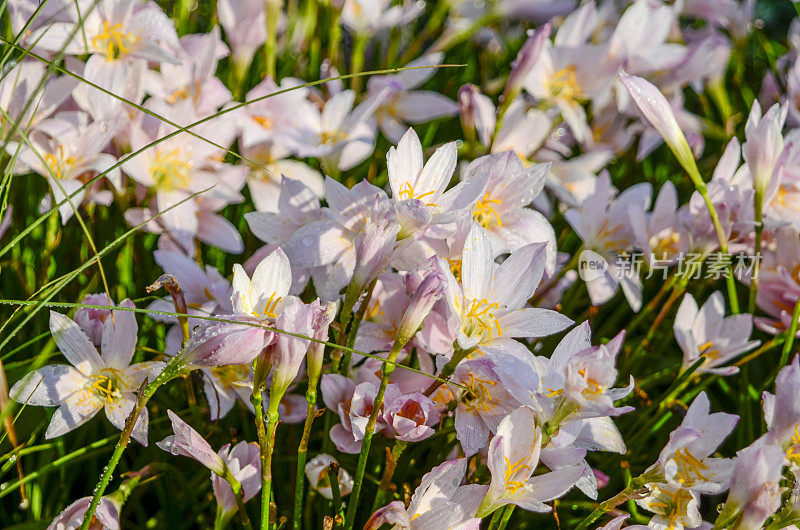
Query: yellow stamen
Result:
<box><xmin>92</xmin><ymin>20</ymin><xmax>138</xmax><ymax>60</ymax></box>
<box><xmin>150</xmin><ymin>148</ymin><xmax>192</xmax><ymax>191</ymax></box>
<box><xmin>472</xmin><ymin>192</ymin><xmax>503</xmax><ymax>229</ymax></box>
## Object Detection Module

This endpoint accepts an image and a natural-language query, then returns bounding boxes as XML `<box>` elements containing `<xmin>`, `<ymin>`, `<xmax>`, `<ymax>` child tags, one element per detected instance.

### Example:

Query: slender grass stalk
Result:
<box><xmin>293</xmin><ymin>402</ymin><xmax>320</xmax><ymax>529</ymax></box>
<box><xmin>780</xmin><ymin>295</ymin><xmax>800</xmax><ymax>367</ymax></box>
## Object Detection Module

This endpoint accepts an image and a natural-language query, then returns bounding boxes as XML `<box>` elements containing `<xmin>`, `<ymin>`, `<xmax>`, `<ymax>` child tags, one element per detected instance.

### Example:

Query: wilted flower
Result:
<box><xmin>304</xmin><ymin>454</ymin><xmax>354</xmax><ymax>499</ymax></box>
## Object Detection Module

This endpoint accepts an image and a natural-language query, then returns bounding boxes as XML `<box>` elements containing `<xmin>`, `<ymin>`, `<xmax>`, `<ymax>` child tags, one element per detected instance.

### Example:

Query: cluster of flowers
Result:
<box><xmin>5</xmin><ymin>0</ymin><xmax>800</xmax><ymax>529</ymax></box>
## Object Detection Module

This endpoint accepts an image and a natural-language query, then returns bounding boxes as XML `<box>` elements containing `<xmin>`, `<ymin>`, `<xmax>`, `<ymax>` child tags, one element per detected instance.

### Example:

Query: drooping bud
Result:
<box><xmin>157</xmin><ymin>410</ymin><xmax>226</xmax><ymax>476</ymax></box>
<box><xmin>620</xmin><ymin>73</ymin><xmax>701</xmax><ymax>185</ymax></box>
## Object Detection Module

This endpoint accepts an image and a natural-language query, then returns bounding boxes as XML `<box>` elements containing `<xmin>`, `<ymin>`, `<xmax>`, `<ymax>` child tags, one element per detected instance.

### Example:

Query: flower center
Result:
<box><xmin>460</xmin><ymin>373</ymin><xmax>497</xmax><ymax>412</ymax></box>
<box><xmin>548</xmin><ymin>65</ymin><xmax>581</xmax><ymax>101</ymax></box>
<box><xmin>472</xmin><ymin>193</ymin><xmax>502</xmax><ymax>229</ymax></box>
<box><xmin>673</xmin><ymin>447</ymin><xmax>708</xmax><ymax>485</ymax></box>
<box><xmin>595</xmin><ymin>219</ymin><xmax>630</xmax><ymax>251</ymax></box>
<box><xmin>252</xmin><ymin>115</ymin><xmax>274</xmax><ymax>129</ymax></box>
<box><xmin>697</xmin><ymin>341</ymin><xmax>721</xmax><ymax>360</ymax></box>
<box><xmin>578</xmin><ymin>368</ymin><xmax>605</xmax><ymax>396</ymax></box>
<box><xmin>150</xmin><ymin>148</ymin><xmax>192</xmax><ymax>192</ymax></box>
<box><xmin>319</xmin><ymin>129</ymin><xmax>348</xmax><ymax>145</ymax></box>
<box><xmin>87</xmin><ymin>367</ymin><xmax>125</xmax><ymax>403</ymax></box>
<box><xmin>92</xmin><ymin>20</ymin><xmax>138</xmax><ymax>60</ymax></box>
<box><xmin>786</xmin><ymin>424</ymin><xmax>800</xmax><ymax>463</ymax></box>
<box><xmin>651</xmin><ymin>231</ymin><xmax>681</xmax><ymax>257</ymax></box>
<box><xmin>504</xmin><ymin>456</ymin><xmax>531</xmax><ymax>495</ymax></box>
<box><xmin>44</xmin><ymin>146</ymin><xmax>77</xmax><ymax>179</ymax></box>
<box><xmin>647</xmin><ymin>486</ymin><xmax>693</xmax><ymax>530</ymax></box>
<box><xmin>463</xmin><ymin>298</ymin><xmax>502</xmax><ymax>340</ymax></box>
<box><xmin>211</xmin><ymin>364</ymin><xmax>250</xmax><ymax>388</ymax></box>
<box><xmin>397</xmin><ymin>182</ymin><xmax>439</xmax><ymax>207</ymax></box>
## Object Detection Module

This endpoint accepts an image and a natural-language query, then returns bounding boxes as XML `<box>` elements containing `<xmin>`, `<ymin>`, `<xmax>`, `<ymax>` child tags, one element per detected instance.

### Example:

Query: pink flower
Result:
<box><xmin>212</xmin><ymin>441</ymin><xmax>262</xmax><ymax>515</ymax></box>
<box><xmin>383</xmin><ymin>392</ymin><xmax>439</xmax><ymax>442</ymax></box>
<box><xmin>48</xmin><ymin>496</ymin><xmax>121</xmax><ymax>530</ymax></box>
<box><xmin>157</xmin><ymin>410</ymin><xmax>226</xmax><ymax>475</ymax></box>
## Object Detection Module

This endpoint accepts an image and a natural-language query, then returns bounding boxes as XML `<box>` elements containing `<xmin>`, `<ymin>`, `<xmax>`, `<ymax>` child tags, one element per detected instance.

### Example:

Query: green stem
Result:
<box><xmin>328</xmin><ymin>462</ymin><xmax>344</xmax><ymax>527</ymax></box>
<box><xmin>344</xmin><ymin>340</ymin><xmax>405</xmax><ymax>530</ymax></box>
<box><xmin>690</xmin><ymin>175</ymin><xmax>739</xmax><ymax>314</ymax></box>
<box><xmin>496</xmin><ymin>504</ymin><xmax>516</xmax><ymax>530</ymax></box>
<box><xmin>80</xmin><ymin>361</ymin><xmax>183</xmax><ymax>530</ymax></box>
<box><xmin>265</xmin><ymin>0</ymin><xmax>281</xmax><ymax>79</ymax></box>
<box><xmin>223</xmin><ymin>471</ymin><xmax>254</xmax><ymax>530</ymax></box>
<box><xmin>574</xmin><ymin>473</ymin><xmax>655</xmax><ymax>530</ymax></box>
<box><xmin>423</xmin><ymin>345</ymin><xmax>475</xmax><ymax>396</ymax></box>
<box><xmin>486</xmin><ymin>506</ymin><xmax>505</xmax><ymax>530</ymax></box>
<box><xmin>371</xmin><ymin>440</ymin><xmax>408</xmax><ymax>512</ymax></box>
<box><xmin>748</xmin><ymin>188</ymin><xmax>764</xmax><ymax>314</ymax></box>
<box><xmin>780</xmin><ymin>294</ymin><xmax>800</xmax><ymax>367</ymax></box>
<box><xmin>350</xmin><ymin>33</ymin><xmax>368</xmax><ymax>93</ymax></box>
<box><xmin>293</xmin><ymin>400</ymin><xmax>318</xmax><ymax>529</ymax></box>
<box><xmin>328</xmin><ymin>5</ymin><xmax>342</xmax><ymax>71</ymax></box>
<box><xmin>255</xmin><ymin>390</ymin><xmax>281</xmax><ymax>529</ymax></box>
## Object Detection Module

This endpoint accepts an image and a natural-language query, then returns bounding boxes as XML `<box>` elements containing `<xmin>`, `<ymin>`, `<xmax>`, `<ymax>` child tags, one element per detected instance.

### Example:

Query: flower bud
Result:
<box><xmin>620</xmin><ymin>73</ymin><xmax>700</xmax><ymax>184</ymax></box>
<box><xmin>458</xmin><ymin>84</ymin><xmax>496</xmax><ymax>148</ymax></box>
<box><xmin>179</xmin><ymin>316</ymin><xmax>272</xmax><ymax>369</ymax></box>
<box><xmin>395</xmin><ymin>262</ymin><xmax>446</xmax><ymax>348</ymax></box>
<box><xmin>157</xmin><ymin>410</ymin><xmax>226</xmax><ymax>476</ymax></box>
<box><xmin>505</xmin><ymin>23</ymin><xmax>551</xmax><ymax>99</ymax></box>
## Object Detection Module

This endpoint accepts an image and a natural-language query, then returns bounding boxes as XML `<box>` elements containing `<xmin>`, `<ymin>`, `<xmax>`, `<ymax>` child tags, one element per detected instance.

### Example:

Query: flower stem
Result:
<box><xmin>687</xmin><ymin>171</ymin><xmax>739</xmax><ymax>314</ymax></box>
<box><xmin>293</xmin><ymin>400</ymin><xmax>321</xmax><ymax>528</ymax></box>
<box><xmin>327</xmin><ymin>462</ymin><xmax>344</xmax><ymax>527</ymax></box>
<box><xmin>747</xmin><ymin>188</ymin><xmax>764</xmax><ymax>314</ymax></box>
<box><xmin>371</xmin><ymin>440</ymin><xmax>407</xmax><ymax>512</ymax></box>
<box><xmin>264</xmin><ymin>0</ymin><xmax>281</xmax><ymax>80</ymax></box>
<box><xmin>80</xmin><ymin>362</ymin><xmax>183</xmax><ymax>530</ymax></box>
<box><xmin>574</xmin><ymin>473</ymin><xmax>653</xmax><ymax>530</ymax></box>
<box><xmin>223</xmin><ymin>471</ymin><xmax>254</xmax><ymax>530</ymax></box>
<box><xmin>423</xmin><ymin>345</ymin><xmax>475</xmax><ymax>396</ymax></box>
<box><xmin>496</xmin><ymin>504</ymin><xmax>516</xmax><ymax>530</ymax></box>
<box><xmin>344</xmin><ymin>339</ymin><xmax>405</xmax><ymax>530</ymax></box>
<box><xmin>350</xmin><ymin>33</ymin><xmax>368</xmax><ymax>93</ymax></box>
<box><xmin>780</xmin><ymin>294</ymin><xmax>800</xmax><ymax>367</ymax></box>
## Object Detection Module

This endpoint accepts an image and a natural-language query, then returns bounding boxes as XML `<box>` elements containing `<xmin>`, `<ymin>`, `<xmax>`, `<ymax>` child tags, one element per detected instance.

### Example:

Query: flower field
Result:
<box><xmin>2</xmin><ymin>1</ymin><xmax>800</xmax><ymax>529</ymax></box>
